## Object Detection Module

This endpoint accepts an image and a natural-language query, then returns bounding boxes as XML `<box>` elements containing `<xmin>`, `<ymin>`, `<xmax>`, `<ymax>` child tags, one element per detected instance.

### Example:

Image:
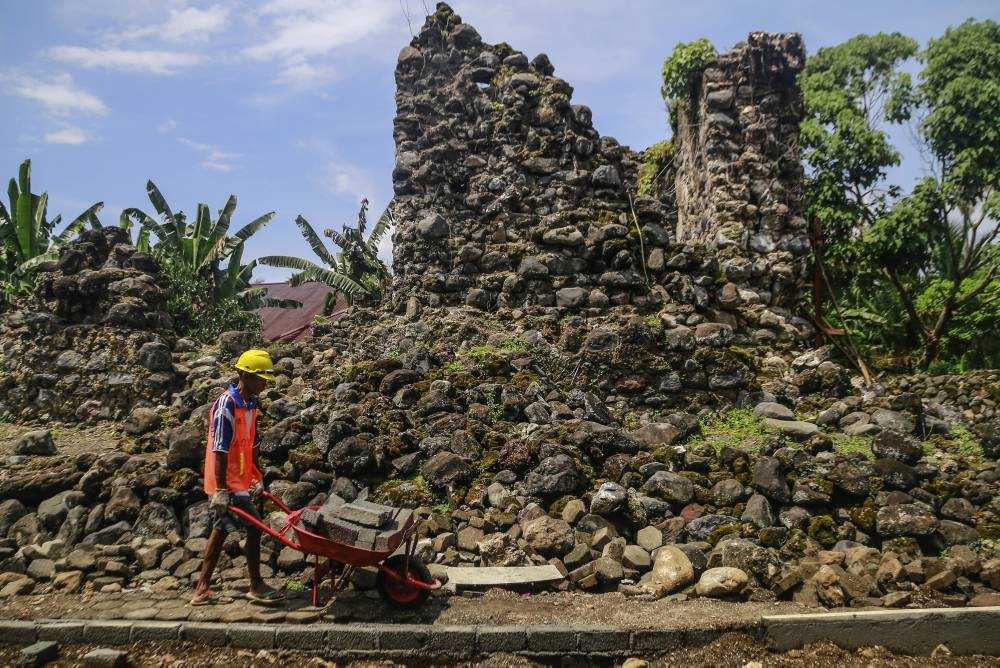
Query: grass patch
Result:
<box><xmin>688</xmin><ymin>408</ymin><xmax>776</xmax><ymax>454</ymax></box>
<box><xmin>831</xmin><ymin>433</ymin><xmax>874</xmax><ymax>459</ymax></box>
<box><xmin>950</xmin><ymin>426</ymin><xmax>985</xmax><ymax>462</ymax></box>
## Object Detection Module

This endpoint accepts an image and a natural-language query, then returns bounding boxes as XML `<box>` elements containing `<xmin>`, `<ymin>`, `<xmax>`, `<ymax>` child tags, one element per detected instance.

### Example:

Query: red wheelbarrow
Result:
<box><xmin>228</xmin><ymin>491</ymin><xmax>441</xmax><ymax>608</ymax></box>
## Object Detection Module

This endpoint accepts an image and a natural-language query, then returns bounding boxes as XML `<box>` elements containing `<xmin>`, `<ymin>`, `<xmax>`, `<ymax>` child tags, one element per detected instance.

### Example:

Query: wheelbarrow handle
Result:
<box><xmin>227</xmin><ymin>502</ymin><xmax>302</xmax><ymax>551</ymax></box>
<box><xmin>259</xmin><ymin>489</ymin><xmax>293</xmax><ymax>514</ymax></box>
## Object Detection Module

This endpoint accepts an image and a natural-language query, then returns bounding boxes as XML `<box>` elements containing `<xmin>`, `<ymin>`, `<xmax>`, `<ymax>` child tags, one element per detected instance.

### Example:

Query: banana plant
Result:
<box><xmin>121</xmin><ymin>180</ymin><xmax>275</xmax><ymax>300</ymax></box>
<box><xmin>259</xmin><ymin>198</ymin><xmax>392</xmax><ymax>310</ymax></box>
<box><xmin>0</xmin><ymin>159</ymin><xmax>104</xmax><ymax>301</ymax></box>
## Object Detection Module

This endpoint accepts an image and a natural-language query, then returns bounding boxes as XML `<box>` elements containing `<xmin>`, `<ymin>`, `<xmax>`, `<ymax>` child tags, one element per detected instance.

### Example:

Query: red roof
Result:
<box><xmin>253</xmin><ymin>282</ymin><xmax>348</xmax><ymax>341</ymax></box>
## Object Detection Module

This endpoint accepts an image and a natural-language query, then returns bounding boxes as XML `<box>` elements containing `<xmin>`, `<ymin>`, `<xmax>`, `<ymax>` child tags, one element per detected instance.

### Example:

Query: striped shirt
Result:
<box><xmin>210</xmin><ymin>384</ymin><xmax>260</xmax><ymax>454</ymax></box>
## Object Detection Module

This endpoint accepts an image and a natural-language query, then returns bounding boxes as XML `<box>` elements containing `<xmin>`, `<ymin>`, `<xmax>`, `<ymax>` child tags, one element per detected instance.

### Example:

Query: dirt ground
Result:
<box><xmin>1</xmin><ymin>633</ymin><xmax>996</xmax><ymax>667</ymax></box>
<box><xmin>0</xmin><ymin>422</ymin><xmax>130</xmax><ymax>461</ymax></box>
<box><xmin>0</xmin><ymin>587</ymin><xmax>810</xmax><ymax>629</ymax></box>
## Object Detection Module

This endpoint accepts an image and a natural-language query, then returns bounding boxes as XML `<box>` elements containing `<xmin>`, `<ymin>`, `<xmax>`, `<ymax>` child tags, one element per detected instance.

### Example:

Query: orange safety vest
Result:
<box><xmin>204</xmin><ymin>388</ymin><xmax>261</xmax><ymax>494</ymax></box>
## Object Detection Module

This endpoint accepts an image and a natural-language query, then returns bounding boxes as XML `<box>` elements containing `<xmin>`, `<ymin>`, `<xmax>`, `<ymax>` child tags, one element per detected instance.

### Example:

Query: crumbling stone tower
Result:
<box><xmin>390</xmin><ymin>3</ymin><xmax>810</xmax><ymax>336</ymax></box>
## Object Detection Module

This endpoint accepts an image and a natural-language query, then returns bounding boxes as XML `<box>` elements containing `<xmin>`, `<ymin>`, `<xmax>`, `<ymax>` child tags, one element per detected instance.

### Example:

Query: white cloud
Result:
<box><xmin>157</xmin><ymin>118</ymin><xmax>178</xmax><ymax>133</ymax></box>
<box><xmin>178</xmin><ymin>137</ymin><xmax>241</xmax><ymax>172</ymax></box>
<box><xmin>246</xmin><ymin>0</ymin><xmax>398</xmax><ymax>88</ymax></box>
<box><xmin>119</xmin><ymin>4</ymin><xmax>231</xmax><ymax>44</ymax></box>
<box><xmin>44</xmin><ymin>124</ymin><xmax>92</xmax><ymax>145</ymax></box>
<box><xmin>48</xmin><ymin>46</ymin><xmax>202</xmax><ymax>75</ymax></box>
<box><xmin>5</xmin><ymin>72</ymin><xmax>108</xmax><ymax>116</ymax></box>
<box><xmin>323</xmin><ymin>160</ymin><xmax>375</xmax><ymax>199</ymax></box>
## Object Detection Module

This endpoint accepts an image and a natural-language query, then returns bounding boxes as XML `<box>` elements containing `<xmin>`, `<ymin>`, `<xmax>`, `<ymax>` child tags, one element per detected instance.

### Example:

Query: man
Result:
<box><xmin>191</xmin><ymin>349</ymin><xmax>285</xmax><ymax>606</ymax></box>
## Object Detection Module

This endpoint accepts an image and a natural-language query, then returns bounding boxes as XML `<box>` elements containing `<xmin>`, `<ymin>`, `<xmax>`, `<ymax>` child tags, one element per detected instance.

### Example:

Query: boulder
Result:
<box><xmin>420</xmin><ymin>452</ymin><xmax>472</xmax><ymax>491</ymax></box>
<box><xmin>15</xmin><ymin>429</ymin><xmax>56</xmax><ymax>456</ymax></box>
<box><xmin>647</xmin><ymin>544</ymin><xmax>694</xmax><ymax>595</ymax></box>
<box><xmin>165</xmin><ymin>423</ymin><xmax>202</xmax><ymax>470</ymax></box>
<box><xmin>753</xmin><ymin>457</ymin><xmax>790</xmax><ymax>502</ymax></box>
<box><xmin>695</xmin><ymin>567</ymin><xmax>749</xmax><ymax>597</ymax></box>
<box><xmin>642</xmin><ymin>471</ymin><xmax>694</xmax><ymax>504</ymax></box>
<box><xmin>522</xmin><ymin>516</ymin><xmax>575</xmax><ymax>557</ymax></box>
<box><xmin>872</xmin><ymin>431</ymin><xmax>922</xmax><ymax>465</ymax></box>
<box><xmin>590</xmin><ymin>482</ymin><xmax>627</xmax><ymax>515</ymax></box>
<box><xmin>876</xmin><ymin>503</ymin><xmax>938</xmax><ymax>538</ymax></box>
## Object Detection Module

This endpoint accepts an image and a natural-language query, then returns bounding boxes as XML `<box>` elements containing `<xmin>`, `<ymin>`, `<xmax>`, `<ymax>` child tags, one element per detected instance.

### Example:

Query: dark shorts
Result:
<box><xmin>210</xmin><ymin>494</ymin><xmax>263</xmax><ymax>535</ymax></box>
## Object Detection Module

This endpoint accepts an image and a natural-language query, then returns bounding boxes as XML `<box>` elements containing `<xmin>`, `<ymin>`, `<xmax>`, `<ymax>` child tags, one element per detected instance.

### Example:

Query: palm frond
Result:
<box><xmin>294</xmin><ymin>215</ymin><xmax>336</xmax><ymax>266</ymax></box>
<box><xmin>224</xmin><ymin>211</ymin><xmax>274</xmax><ymax>254</ymax></box>
<box><xmin>258</xmin><ymin>255</ymin><xmax>325</xmax><ymax>273</ymax></box>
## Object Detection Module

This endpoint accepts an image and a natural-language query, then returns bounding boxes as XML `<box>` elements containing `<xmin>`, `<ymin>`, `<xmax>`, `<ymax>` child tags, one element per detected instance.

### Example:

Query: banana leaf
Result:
<box><xmin>223</xmin><ymin>211</ymin><xmax>275</xmax><ymax>255</ymax></box>
<box><xmin>294</xmin><ymin>215</ymin><xmax>336</xmax><ymax>267</ymax></box>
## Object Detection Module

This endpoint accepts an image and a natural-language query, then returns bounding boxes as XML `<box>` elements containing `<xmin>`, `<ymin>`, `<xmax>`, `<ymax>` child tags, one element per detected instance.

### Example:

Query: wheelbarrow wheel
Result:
<box><xmin>377</xmin><ymin>554</ymin><xmax>432</xmax><ymax>609</ymax></box>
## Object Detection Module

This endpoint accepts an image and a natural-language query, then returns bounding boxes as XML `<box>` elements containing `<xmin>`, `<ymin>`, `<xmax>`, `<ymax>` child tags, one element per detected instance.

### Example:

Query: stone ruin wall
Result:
<box><xmin>674</xmin><ymin>32</ymin><xmax>809</xmax><ymax>308</ymax></box>
<box><xmin>390</xmin><ymin>3</ymin><xmax>811</xmax><ymax>339</ymax></box>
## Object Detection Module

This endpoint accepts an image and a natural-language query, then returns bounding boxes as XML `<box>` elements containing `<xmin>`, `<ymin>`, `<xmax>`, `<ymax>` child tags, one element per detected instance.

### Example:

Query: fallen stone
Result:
<box><xmin>695</xmin><ymin>566</ymin><xmax>749</xmax><ymax>597</ymax></box>
<box><xmin>83</xmin><ymin>648</ymin><xmax>128</xmax><ymax>667</ymax></box>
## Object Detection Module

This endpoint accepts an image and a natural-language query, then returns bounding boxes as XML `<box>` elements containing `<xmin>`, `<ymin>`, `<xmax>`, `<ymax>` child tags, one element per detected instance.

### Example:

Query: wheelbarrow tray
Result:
<box><xmin>284</xmin><ymin>506</ymin><xmax>416</xmax><ymax>566</ymax></box>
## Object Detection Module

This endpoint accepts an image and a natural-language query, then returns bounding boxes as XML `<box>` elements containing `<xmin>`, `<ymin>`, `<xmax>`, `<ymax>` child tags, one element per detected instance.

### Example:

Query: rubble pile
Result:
<box><xmin>0</xmin><ymin>227</ymin><xmax>179</xmax><ymax>422</ymax></box>
<box><xmin>0</xmin><ymin>2</ymin><xmax>998</xmax><ymax>611</ymax></box>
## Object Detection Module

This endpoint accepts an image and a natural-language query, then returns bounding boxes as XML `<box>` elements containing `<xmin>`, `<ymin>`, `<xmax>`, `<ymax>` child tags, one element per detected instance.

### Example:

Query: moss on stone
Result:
<box><xmin>850</xmin><ymin>498</ymin><xmax>877</xmax><ymax>533</ymax></box>
<box><xmin>708</xmin><ymin>522</ymin><xmax>741</xmax><ymax>545</ymax></box>
<box><xmin>807</xmin><ymin>515</ymin><xmax>837</xmax><ymax>547</ymax></box>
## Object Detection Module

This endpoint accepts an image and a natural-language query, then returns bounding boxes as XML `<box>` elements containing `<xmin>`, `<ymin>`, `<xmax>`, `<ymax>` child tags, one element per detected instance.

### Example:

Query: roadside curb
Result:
<box><xmin>0</xmin><ymin>619</ymin><xmax>758</xmax><ymax>660</ymax></box>
<box><xmin>763</xmin><ymin>605</ymin><xmax>1000</xmax><ymax>656</ymax></box>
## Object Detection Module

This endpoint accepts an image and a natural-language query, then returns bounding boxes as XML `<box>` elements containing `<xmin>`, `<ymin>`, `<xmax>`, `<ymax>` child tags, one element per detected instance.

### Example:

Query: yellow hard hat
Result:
<box><xmin>234</xmin><ymin>349</ymin><xmax>275</xmax><ymax>380</ymax></box>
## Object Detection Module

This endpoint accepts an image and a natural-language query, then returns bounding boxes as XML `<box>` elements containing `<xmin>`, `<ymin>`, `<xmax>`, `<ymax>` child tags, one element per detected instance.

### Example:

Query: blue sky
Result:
<box><xmin>2</xmin><ymin>0</ymin><xmax>997</xmax><ymax>282</ymax></box>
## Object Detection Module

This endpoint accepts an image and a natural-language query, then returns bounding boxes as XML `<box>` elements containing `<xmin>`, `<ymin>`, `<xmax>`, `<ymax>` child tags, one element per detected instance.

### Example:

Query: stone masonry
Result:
<box><xmin>390</xmin><ymin>3</ymin><xmax>809</xmax><ymax>330</ymax></box>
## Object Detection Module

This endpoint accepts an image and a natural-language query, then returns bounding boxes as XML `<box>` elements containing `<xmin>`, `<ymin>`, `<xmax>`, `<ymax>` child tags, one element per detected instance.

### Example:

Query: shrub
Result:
<box><xmin>660</xmin><ymin>38</ymin><xmax>717</xmax><ymax>120</ymax></box>
<box><xmin>162</xmin><ymin>257</ymin><xmax>260</xmax><ymax>342</ymax></box>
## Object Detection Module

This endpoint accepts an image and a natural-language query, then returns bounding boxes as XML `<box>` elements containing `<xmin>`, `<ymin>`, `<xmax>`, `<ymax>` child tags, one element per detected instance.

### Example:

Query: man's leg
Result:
<box><xmin>245</xmin><ymin>524</ymin><xmax>266</xmax><ymax>595</ymax></box>
<box><xmin>193</xmin><ymin>528</ymin><xmax>226</xmax><ymax>601</ymax></box>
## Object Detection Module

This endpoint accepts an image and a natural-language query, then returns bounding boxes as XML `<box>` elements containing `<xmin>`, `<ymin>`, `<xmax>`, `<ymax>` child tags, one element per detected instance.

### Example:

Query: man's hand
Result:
<box><xmin>210</xmin><ymin>490</ymin><xmax>230</xmax><ymax>515</ymax></box>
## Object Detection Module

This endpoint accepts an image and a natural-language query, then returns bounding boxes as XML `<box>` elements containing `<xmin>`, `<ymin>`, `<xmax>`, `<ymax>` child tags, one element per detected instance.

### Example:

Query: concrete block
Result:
<box><xmin>0</xmin><ymin>620</ymin><xmax>36</xmax><ymax>644</ymax></box>
<box><xmin>764</xmin><ymin>606</ymin><xmax>1000</xmax><ymax>656</ymax></box>
<box><xmin>37</xmin><ymin>621</ymin><xmax>86</xmax><ymax>643</ymax></box>
<box><xmin>576</xmin><ymin>627</ymin><xmax>630</xmax><ymax>654</ymax></box>
<box><xmin>526</xmin><ymin>625</ymin><xmax>578</xmax><ymax>653</ymax></box>
<box><xmin>423</xmin><ymin>626</ymin><xmax>476</xmax><ymax>658</ymax></box>
<box><xmin>377</xmin><ymin>624</ymin><xmax>429</xmax><ymax>650</ymax></box>
<box><xmin>476</xmin><ymin>626</ymin><xmax>527</xmax><ymax>653</ymax></box>
<box><xmin>20</xmin><ymin>641</ymin><xmax>59</xmax><ymax>667</ymax></box>
<box><xmin>275</xmin><ymin>626</ymin><xmax>326</xmax><ymax>650</ymax></box>
<box><xmin>182</xmin><ymin>622</ymin><xmax>228</xmax><ymax>647</ymax></box>
<box><xmin>129</xmin><ymin>621</ymin><xmax>181</xmax><ymax>641</ymax></box>
<box><xmin>324</xmin><ymin>624</ymin><xmax>379</xmax><ymax>652</ymax></box>
<box><xmin>83</xmin><ymin>648</ymin><xmax>128</xmax><ymax>667</ymax></box>
<box><xmin>226</xmin><ymin>623</ymin><xmax>277</xmax><ymax>649</ymax></box>
<box><xmin>83</xmin><ymin>621</ymin><xmax>132</xmax><ymax>645</ymax></box>
<box><xmin>631</xmin><ymin>628</ymin><xmax>686</xmax><ymax>652</ymax></box>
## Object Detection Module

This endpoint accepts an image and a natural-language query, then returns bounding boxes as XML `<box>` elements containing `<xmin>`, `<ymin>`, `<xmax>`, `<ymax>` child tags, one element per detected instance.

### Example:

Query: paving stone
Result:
<box><xmin>227</xmin><ymin>623</ymin><xmax>277</xmax><ymax>649</ymax></box>
<box><xmin>82</xmin><ymin>648</ymin><xmax>128</xmax><ymax>667</ymax></box>
<box><xmin>20</xmin><ymin>641</ymin><xmax>59</xmax><ymax>667</ymax></box>
<box><xmin>154</xmin><ymin>606</ymin><xmax>190</xmax><ymax>622</ymax></box>
<box><xmin>123</xmin><ymin>608</ymin><xmax>158</xmax><ymax>621</ymax></box>
<box><xmin>285</xmin><ymin>608</ymin><xmax>325</xmax><ymax>624</ymax></box>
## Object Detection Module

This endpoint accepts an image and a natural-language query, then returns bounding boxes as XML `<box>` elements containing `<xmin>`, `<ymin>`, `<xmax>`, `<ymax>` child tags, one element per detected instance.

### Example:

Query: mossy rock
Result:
<box><xmin>678</xmin><ymin>470</ymin><xmax>710</xmax><ymax>488</ymax></box>
<box><xmin>779</xmin><ymin>529</ymin><xmax>809</xmax><ymax>560</ymax></box>
<box><xmin>287</xmin><ymin>442</ymin><xmax>325</xmax><ymax>471</ymax></box>
<box><xmin>759</xmin><ymin>526</ymin><xmax>789</xmax><ymax>548</ymax></box>
<box><xmin>881</xmin><ymin>537</ymin><xmax>921</xmax><ymax>560</ymax></box>
<box><xmin>850</xmin><ymin>498</ymin><xmax>877</xmax><ymax>533</ymax></box>
<box><xmin>976</xmin><ymin>511</ymin><xmax>1000</xmax><ymax>540</ymax></box>
<box><xmin>373</xmin><ymin>477</ymin><xmax>438</xmax><ymax>509</ymax></box>
<box><xmin>808</xmin><ymin>515</ymin><xmax>837</xmax><ymax>547</ymax></box>
<box><xmin>707</xmin><ymin>523</ymin><xmax>741</xmax><ymax>545</ymax></box>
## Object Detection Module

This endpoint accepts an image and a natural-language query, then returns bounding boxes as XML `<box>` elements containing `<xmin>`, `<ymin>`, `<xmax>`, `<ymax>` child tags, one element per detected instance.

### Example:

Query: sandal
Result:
<box><xmin>190</xmin><ymin>590</ymin><xmax>218</xmax><ymax>606</ymax></box>
<box><xmin>247</xmin><ymin>588</ymin><xmax>286</xmax><ymax>606</ymax></box>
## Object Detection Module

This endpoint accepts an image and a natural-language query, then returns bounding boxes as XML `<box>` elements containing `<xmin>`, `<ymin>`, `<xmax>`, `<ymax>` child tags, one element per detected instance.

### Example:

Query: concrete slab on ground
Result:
<box><xmin>764</xmin><ymin>605</ymin><xmax>1000</xmax><ymax>656</ymax></box>
<box><xmin>444</xmin><ymin>565</ymin><xmax>565</xmax><ymax>589</ymax></box>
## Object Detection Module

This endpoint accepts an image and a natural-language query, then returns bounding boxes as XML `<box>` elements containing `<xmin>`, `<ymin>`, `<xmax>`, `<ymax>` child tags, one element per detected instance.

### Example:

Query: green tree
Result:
<box><xmin>260</xmin><ymin>198</ymin><xmax>391</xmax><ymax>311</ymax></box>
<box><xmin>660</xmin><ymin>38</ymin><xmax>717</xmax><ymax>124</ymax></box>
<box><xmin>121</xmin><ymin>180</ymin><xmax>278</xmax><ymax>303</ymax></box>
<box><xmin>803</xmin><ymin>23</ymin><xmax>1000</xmax><ymax>369</ymax></box>
<box><xmin>0</xmin><ymin>159</ymin><xmax>104</xmax><ymax>302</ymax></box>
